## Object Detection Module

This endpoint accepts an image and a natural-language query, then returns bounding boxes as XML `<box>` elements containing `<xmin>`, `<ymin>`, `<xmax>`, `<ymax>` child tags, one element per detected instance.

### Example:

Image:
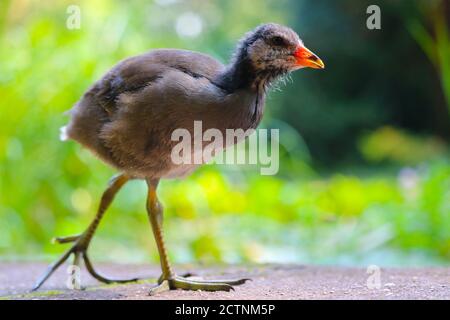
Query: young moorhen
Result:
<box><xmin>33</xmin><ymin>23</ymin><xmax>324</xmax><ymax>294</ymax></box>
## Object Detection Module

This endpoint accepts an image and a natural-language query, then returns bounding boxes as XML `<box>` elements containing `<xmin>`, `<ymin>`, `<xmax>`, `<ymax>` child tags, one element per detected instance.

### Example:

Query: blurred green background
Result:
<box><xmin>0</xmin><ymin>0</ymin><xmax>449</xmax><ymax>267</ymax></box>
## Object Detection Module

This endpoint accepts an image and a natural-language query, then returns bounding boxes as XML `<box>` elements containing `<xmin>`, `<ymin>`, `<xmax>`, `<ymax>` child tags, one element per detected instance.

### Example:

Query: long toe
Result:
<box><xmin>148</xmin><ymin>273</ymin><xmax>251</xmax><ymax>295</ymax></box>
<box><xmin>171</xmin><ymin>277</ymin><xmax>234</xmax><ymax>292</ymax></box>
<box><xmin>32</xmin><ymin>249</ymin><xmax>75</xmax><ymax>291</ymax></box>
<box><xmin>32</xmin><ymin>241</ymin><xmax>140</xmax><ymax>291</ymax></box>
<box><xmin>82</xmin><ymin>252</ymin><xmax>140</xmax><ymax>284</ymax></box>
<box><xmin>52</xmin><ymin>234</ymin><xmax>81</xmax><ymax>244</ymax></box>
<box><xmin>180</xmin><ymin>277</ymin><xmax>250</xmax><ymax>286</ymax></box>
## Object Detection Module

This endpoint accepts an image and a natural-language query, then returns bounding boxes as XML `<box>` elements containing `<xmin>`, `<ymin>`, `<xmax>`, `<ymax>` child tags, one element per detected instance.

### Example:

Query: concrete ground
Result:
<box><xmin>0</xmin><ymin>262</ymin><xmax>448</xmax><ymax>300</ymax></box>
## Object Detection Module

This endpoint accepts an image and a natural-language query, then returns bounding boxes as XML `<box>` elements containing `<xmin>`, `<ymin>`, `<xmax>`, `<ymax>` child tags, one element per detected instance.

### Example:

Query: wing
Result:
<box><xmin>90</xmin><ymin>49</ymin><xmax>225</xmax><ymax>116</ymax></box>
<box><xmin>66</xmin><ymin>49</ymin><xmax>226</xmax><ymax>174</ymax></box>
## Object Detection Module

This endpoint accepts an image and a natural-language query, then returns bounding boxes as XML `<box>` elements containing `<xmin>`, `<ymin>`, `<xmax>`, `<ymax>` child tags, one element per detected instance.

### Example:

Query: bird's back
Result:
<box><xmin>64</xmin><ymin>49</ymin><xmax>236</xmax><ymax>178</ymax></box>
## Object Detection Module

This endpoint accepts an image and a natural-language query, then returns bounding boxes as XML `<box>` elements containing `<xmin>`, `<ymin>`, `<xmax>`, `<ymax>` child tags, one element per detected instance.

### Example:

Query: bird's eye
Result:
<box><xmin>270</xmin><ymin>36</ymin><xmax>287</xmax><ymax>47</ymax></box>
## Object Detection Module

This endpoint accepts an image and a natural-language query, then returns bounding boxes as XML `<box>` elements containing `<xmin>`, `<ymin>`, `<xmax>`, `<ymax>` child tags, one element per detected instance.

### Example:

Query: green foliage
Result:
<box><xmin>275</xmin><ymin>0</ymin><xmax>450</xmax><ymax>166</ymax></box>
<box><xmin>0</xmin><ymin>0</ymin><xmax>449</xmax><ymax>267</ymax></box>
<box><xmin>359</xmin><ymin>126</ymin><xmax>447</xmax><ymax>165</ymax></box>
<box><xmin>407</xmin><ymin>0</ymin><xmax>450</xmax><ymax>113</ymax></box>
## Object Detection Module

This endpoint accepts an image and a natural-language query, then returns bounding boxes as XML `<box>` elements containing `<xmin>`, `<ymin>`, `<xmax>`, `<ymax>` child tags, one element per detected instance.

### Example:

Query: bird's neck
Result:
<box><xmin>217</xmin><ymin>60</ymin><xmax>255</xmax><ymax>92</ymax></box>
<box><xmin>213</xmin><ymin>54</ymin><xmax>267</xmax><ymax>131</ymax></box>
<box><xmin>216</xmin><ymin>51</ymin><xmax>271</xmax><ymax>94</ymax></box>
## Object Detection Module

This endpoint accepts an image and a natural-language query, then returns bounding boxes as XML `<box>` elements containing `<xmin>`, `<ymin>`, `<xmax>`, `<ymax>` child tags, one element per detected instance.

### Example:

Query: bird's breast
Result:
<box><xmin>218</xmin><ymin>90</ymin><xmax>265</xmax><ymax>131</ymax></box>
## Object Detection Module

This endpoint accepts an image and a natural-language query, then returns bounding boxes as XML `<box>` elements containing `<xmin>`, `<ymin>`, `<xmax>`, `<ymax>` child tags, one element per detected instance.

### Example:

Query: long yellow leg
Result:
<box><xmin>32</xmin><ymin>174</ymin><xmax>139</xmax><ymax>291</ymax></box>
<box><xmin>145</xmin><ymin>179</ymin><xmax>249</xmax><ymax>295</ymax></box>
<box><xmin>146</xmin><ymin>179</ymin><xmax>174</xmax><ymax>279</ymax></box>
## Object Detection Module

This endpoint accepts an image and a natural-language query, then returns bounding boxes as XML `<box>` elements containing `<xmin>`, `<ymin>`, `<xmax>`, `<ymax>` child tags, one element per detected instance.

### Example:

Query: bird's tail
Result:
<box><xmin>59</xmin><ymin>125</ymin><xmax>69</xmax><ymax>141</ymax></box>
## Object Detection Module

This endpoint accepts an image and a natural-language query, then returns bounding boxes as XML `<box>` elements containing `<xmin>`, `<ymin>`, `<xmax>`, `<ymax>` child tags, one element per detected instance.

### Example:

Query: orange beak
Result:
<box><xmin>294</xmin><ymin>46</ymin><xmax>325</xmax><ymax>69</ymax></box>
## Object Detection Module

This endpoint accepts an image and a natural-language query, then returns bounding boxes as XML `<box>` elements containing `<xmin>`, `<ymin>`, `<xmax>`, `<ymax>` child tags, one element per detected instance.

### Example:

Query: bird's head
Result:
<box><xmin>236</xmin><ymin>23</ymin><xmax>324</xmax><ymax>78</ymax></box>
<box><xmin>222</xmin><ymin>23</ymin><xmax>324</xmax><ymax>91</ymax></box>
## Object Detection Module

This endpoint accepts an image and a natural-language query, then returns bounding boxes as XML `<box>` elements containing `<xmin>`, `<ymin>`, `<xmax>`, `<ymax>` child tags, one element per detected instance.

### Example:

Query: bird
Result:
<box><xmin>33</xmin><ymin>23</ymin><xmax>324</xmax><ymax>294</ymax></box>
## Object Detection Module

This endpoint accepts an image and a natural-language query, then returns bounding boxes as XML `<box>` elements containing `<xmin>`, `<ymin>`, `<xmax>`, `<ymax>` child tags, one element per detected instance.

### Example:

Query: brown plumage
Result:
<box><xmin>34</xmin><ymin>23</ymin><xmax>324</xmax><ymax>294</ymax></box>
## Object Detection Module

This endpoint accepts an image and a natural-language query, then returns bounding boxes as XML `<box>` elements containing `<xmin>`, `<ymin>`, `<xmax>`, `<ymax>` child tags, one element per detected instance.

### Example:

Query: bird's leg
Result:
<box><xmin>146</xmin><ymin>179</ymin><xmax>174</xmax><ymax>280</ymax></box>
<box><xmin>32</xmin><ymin>174</ymin><xmax>139</xmax><ymax>291</ymax></box>
<box><xmin>145</xmin><ymin>179</ymin><xmax>249</xmax><ymax>295</ymax></box>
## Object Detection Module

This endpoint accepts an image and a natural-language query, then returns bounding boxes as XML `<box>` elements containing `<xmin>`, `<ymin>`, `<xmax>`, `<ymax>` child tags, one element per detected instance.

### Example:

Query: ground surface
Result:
<box><xmin>0</xmin><ymin>262</ymin><xmax>448</xmax><ymax>300</ymax></box>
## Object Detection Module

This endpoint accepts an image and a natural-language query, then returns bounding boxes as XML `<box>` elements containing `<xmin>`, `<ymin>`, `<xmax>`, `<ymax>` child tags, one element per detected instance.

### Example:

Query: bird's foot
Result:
<box><xmin>32</xmin><ymin>234</ymin><xmax>139</xmax><ymax>291</ymax></box>
<box><xmin>149</xmin><ymin>274</ymin><xmax>250</xmax><ymax>295</ymax></box>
